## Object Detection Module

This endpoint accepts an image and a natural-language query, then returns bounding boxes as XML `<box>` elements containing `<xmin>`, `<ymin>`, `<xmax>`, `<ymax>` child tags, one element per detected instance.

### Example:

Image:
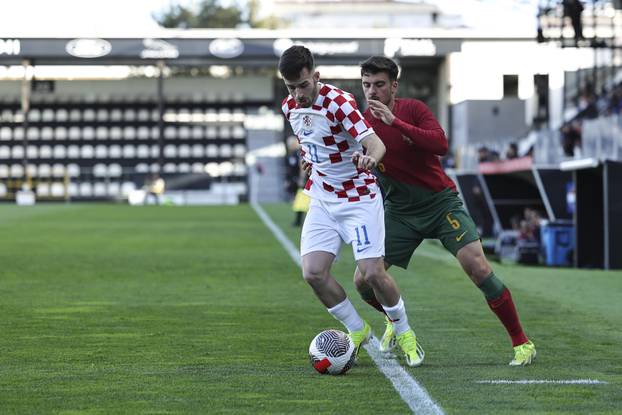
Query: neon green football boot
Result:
<box><xmin>379</xmin><ymin>317</ymin><xmax>396</xmax><ymax>353</ymax></box>
<box><xmin>509</xmin><ymin>340</ymin><xmax>536</xmax><ymax>366</ymax></box>
<box><xmin>395</xmin><ymin>329</ymin><xmax>425</xmax><ymax>367</ymax></box>
<box><xmin>348</xmin><ymin>320</ymin><xmax>372</xmax><ymax>359</ymax></box>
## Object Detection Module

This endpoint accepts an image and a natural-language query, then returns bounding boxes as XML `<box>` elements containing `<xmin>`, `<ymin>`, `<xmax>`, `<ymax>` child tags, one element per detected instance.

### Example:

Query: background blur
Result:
<box><xmin>0</xmin><ymin>0</ymin><xmax>620</xmax><ymax>268</ymax></box>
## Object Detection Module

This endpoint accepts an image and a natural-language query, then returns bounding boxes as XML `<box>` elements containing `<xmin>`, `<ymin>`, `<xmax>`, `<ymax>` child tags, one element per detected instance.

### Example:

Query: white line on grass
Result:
<box><xmin>477</xmin><ymin>379</ymin><xmax>608</xmax><ymax>385</ymax></box>
<box><xmin>251</xmin><ymin>202</ymin><xmax>444</xmax><ymax>415</ymax></box>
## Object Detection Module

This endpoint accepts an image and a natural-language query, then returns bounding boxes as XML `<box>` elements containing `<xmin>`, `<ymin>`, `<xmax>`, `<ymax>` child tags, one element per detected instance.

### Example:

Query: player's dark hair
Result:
<box><xmin>360</xmin><ymin>56</ymin><xmax>399</xmax><ymax>82</ymax></box>
<box><xmin>278</xmin><ymin>45</ymin><xmax>314</xmax><ymax>80</ymax></box>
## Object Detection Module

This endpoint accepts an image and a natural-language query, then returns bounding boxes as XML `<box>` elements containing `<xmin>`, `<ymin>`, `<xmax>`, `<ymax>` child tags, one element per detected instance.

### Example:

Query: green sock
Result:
<box><xmin>478</xmin><ymin>272</ymin><xmax>506</xmax><ymax>300</ymax></box>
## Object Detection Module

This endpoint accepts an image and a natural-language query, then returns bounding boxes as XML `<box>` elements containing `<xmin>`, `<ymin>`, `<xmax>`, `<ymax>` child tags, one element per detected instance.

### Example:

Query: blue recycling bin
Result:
<box><xmin>541</xmin><ymin>221</ymin><xmax>575</xmax><ymax>266</ymax></box>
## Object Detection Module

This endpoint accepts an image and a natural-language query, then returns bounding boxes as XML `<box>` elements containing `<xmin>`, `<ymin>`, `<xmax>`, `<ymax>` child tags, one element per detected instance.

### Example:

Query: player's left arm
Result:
<box><xmin>368</xmin><ymin>99</ymin><xmax>448</xmax><ymax>155</ymax></box>
<box><xmin>352</xmin><ymin>133</ymin><xmax>385</xmax><ymax>170</ymax></box>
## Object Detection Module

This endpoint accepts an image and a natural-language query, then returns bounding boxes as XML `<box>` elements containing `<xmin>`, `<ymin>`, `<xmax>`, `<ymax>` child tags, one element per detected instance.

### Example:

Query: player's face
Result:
<box><xmin>362</xmin><ymin>72</ymin><xmax>397</xmax><ymax>107</ymax></box>
<box><xmin>283</xmin><ymin>68</ymin><xmax>320</xmax><ymax>108</ymax></box>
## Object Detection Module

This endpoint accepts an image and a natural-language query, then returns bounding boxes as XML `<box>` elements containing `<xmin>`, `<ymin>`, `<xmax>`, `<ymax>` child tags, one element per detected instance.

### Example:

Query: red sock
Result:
<box><xmin>487</xmin><ymin>288</ymin><xmax>529</xmax><ymax>347</ymax></box>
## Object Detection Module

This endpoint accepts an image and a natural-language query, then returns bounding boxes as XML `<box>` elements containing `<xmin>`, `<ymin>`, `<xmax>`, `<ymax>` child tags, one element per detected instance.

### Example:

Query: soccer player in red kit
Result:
<box><xmin>353</xmin><ymin>56</ymin><xmax>536</xmax><ymax>366</ymax></box>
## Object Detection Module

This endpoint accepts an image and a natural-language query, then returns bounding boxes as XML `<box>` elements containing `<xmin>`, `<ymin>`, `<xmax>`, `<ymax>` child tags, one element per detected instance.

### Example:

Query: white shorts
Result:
<box><xmin>300</xmin><ymin>196</ymin><xmax>385</xmax><ymax>261</ymax></box>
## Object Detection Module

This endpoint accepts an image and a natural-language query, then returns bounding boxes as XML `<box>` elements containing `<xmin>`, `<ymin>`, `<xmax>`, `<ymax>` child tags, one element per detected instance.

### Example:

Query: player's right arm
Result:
<box><xmin>352</xmin><ymin>133</ymin><xmax>385</xmax><ymax>170</ymax></box>
<box><xmin>368</xmin><ymin>99</ymin><xmax>448</xmax><ymax>156</ymax></box>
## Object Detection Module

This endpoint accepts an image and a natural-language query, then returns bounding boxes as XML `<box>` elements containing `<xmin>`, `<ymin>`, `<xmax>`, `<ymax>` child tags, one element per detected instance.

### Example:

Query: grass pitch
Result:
<box><xmin>0</xmin><ymin>203</ymin><xmax>620</xmax><ymax>414</ymax></box>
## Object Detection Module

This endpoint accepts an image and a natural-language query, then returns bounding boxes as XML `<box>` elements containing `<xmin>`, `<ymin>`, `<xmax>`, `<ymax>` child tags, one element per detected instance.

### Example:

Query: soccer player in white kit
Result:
<box><xmin>278</xmin><ymin>45</ymin><xmax>424</xmax><ymax>366</ymax></box>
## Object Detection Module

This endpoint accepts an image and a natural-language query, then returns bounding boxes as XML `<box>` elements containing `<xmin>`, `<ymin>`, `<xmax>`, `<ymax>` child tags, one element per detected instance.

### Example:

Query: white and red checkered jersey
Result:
<box><xmin>282</xmin><ymin>83</ymin><xmax>379</xmax><ymax>203</ymax></box>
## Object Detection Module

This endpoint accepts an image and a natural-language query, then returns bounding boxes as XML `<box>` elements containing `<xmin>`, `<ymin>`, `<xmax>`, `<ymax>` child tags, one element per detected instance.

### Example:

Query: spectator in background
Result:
<box><xmin>505</xmin><ymin>142</ymin><xmax>519</xmax><ymax>160</ymax></box>
<box><xmin>478</xmin><ymin>146</ymin><xmax>491</xmax><ymax>163</ymax></box>
<box><xmin>560</xmin><ymin>120</ymin><xmax>582</xmax><ymax>157</ymax></box>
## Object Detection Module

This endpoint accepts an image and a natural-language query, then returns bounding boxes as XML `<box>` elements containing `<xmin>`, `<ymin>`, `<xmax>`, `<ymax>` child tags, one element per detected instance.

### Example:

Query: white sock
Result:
<box><xmin>382</xmin><ymin>297</ymin><xmax>411</xmax><ymax>335</ymax></box>
<box><xmin>327</xmin><ymin>298</ymin><xmax>364</xmax><ymax>332</ymax></box>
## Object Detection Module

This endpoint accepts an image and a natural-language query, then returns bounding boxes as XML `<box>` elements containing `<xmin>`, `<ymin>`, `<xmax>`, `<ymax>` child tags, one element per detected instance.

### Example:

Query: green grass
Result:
<box><xmin>0</xmin><ymin>203</ymin><xmax>620</xmax><ymax>414</ymax></box>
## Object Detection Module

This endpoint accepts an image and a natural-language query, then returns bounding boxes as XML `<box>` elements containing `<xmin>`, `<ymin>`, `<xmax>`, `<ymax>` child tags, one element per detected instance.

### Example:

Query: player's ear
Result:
<box><xmin>313</xmin><ymin>71</ymin><xmax>320</xmax><ymax>82</ymax></box>
<box><xmin>392</xmin><ymin>80</ymin><xmax>398</xmax><ymax>94</ymax></box>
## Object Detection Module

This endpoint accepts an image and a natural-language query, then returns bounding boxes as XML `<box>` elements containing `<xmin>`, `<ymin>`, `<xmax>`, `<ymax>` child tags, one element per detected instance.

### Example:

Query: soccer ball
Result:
<box><xmin>309</xmin><ymin>329</ymin><xmax>356</xmax><ymax>375</ymax></box>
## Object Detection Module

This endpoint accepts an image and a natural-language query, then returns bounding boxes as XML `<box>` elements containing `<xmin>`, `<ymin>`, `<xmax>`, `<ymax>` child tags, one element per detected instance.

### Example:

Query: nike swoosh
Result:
<box><xmin>455</xmin><ymin>231</ymin><xmax>467</xmax><ymax>242</ymax></box>
<box><xmin>356</xmin><ymin>246</ymin><xmax>369</xmax><ymax>253</ymax></box>
<box><xmin>302</xmin><ymin>130</ymin><xmax>312</xmax><ymax>136</ymax></box>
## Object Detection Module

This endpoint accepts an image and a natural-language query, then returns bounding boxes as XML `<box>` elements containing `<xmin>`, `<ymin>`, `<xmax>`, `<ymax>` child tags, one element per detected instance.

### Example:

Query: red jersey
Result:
<box><xmin>363</xmin><ymin>98</ymin><xmax>456</xmax><ymax>193</ymax></box>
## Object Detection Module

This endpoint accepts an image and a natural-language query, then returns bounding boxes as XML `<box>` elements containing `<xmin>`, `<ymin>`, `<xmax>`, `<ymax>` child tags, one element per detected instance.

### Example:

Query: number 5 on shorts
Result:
<box><xmin>446</xmin><ymin>213</ymin><xmax>461</xmax><ymax>229</ymax></box>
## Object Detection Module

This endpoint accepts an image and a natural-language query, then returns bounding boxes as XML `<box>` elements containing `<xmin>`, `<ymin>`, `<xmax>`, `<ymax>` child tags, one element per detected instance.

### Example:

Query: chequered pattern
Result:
<box><xmin>282</xmin><ymin>83</ymin><xmax>378</xmax><ymax>202</ymax></box>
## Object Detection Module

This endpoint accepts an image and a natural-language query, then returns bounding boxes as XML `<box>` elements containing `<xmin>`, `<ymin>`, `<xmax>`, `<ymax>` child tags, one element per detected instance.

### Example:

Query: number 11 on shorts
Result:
<box><xmin>355</xmin><ymin>225</ymin><xmax>370</xmax><ymax>248</ymax></box>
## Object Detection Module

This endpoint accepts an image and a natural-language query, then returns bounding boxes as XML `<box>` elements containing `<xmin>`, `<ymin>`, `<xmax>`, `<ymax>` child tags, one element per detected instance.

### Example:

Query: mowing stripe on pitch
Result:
<box><xmin>477</xmin><ymin>379</ymin><xmax>608</xmax><ymax>385</ymax></box>
<box><xmin>251</xmin><ymin>202</ymin><xmax>444</xmax><ymax>415</ymax></box>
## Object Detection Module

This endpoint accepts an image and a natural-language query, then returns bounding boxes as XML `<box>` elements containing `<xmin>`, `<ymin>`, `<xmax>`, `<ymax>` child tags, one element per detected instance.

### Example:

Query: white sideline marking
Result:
<box><xmin>251</xmin><ymin>202</ymin><xmax>444</xmax><ymax>415</ymax></box>
<box><xmin>477</xmin><ymin>379</ymin><xmax>608</xmax><ymax>385</ymax></box>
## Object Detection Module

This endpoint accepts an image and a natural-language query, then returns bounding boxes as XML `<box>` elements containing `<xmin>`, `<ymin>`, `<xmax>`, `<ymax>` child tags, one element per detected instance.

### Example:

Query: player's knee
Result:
<box><xmin>360</xmin><ymin>267</ymin><xmax>386</xmax><ymax>286</ymax></box>
<box><xmin>302</xmin><ymin>267</ymin><xmax>328</xmax><ymax>286</ymax></box>
<box><xmin>353</xmin><ymin>268</ymin><xmax>365</xmax><ymax>287</ymax></box>
<box><xmin>469</xmin><ymin>257</ymin><xmax>492</xmax><ymax>280</ymax></box>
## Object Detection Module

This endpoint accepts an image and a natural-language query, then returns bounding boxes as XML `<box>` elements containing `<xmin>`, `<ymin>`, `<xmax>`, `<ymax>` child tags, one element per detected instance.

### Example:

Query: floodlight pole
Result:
<box><xmin>20</xmin><ymin>59</ymin><xmax>31</xmax><ymax>191</ymax></box>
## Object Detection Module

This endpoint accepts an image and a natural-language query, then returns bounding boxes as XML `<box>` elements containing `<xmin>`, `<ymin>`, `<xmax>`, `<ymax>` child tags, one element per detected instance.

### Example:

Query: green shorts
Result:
<box><xmin>384</xmin><ymin>191</ymin><xmax>480</xmax><ymax>269</ymax></box>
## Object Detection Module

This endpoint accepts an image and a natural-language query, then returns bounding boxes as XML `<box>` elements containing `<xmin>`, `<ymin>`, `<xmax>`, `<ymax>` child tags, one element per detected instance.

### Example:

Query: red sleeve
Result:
<box><xmin>390</xmin><ymin>100</ymin><xmax>448</xmax><ymax>156</ymax></box>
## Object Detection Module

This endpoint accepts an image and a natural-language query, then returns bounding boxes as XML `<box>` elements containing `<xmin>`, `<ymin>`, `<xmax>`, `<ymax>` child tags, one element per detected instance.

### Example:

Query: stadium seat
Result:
<box><xmin>233</xmin><ymin>144</ymin><xmax>245</xmax><ymax>157</ymax></box>
<box><xmin>135</xmin><ymin>163</ymin><xmax>149</xmax><ymax>173</ymax></box>
<box><xmin>0</xmin><ymin>127</ymin><xmax>11</xmax><ymax>141</ymax></box>
<box><xmin>192</xmin><ymin>126</ymin><xmax>203</xmax><ymax>140</ymax></box>
<box><xmin>232</xmin><ymin>126</ymin><xmax>245</xmax><ymax>139</ymax></box>
<box><xmin>0</xmin><ymin>165</ymin><xmax>8</xmax><ymax>178</ymax></box>
<box><xmin>96</xmin><ymin>127</ymin><xmax>108</xmax><ymax>140</ymax></box>
<box><xmin>67</xmin><ymin>145</ymin><xmax>80</xmax><ymax>159</ymax></box>
<box><xmin>178</xmin><ymin>144</ymin><xmax>190</xmax><ymax>158</ymax></box>
<box><xmin>0</xmin><ymin>145</ymin><xmax>9</xmax><ymax>159</ymax></box>
<box><xmin>108</xmin><ymin>145</ymin><xmax>121</xmax><ymax>158</ymax></box>
<box><xmin>150</xmin><ymin>145</ymin><xmax>159</xmax><ymax>158</ymax></box>
<box><xmin>69</xmin><ymin>109</ymin><xmax>81</xmax><ymax>122</ymax></box>
<box><xmin>138</xmin><ymin>109</ymin><xmax>150</xmax><ymax>121</ymax></box>
<box><xmin>28</xmin><ymin>108</ymin><xmax>41</xmax><ymax>122</ymax></box>
<box><xmin>39</xmin><ymin>145</ymin><xmax>52</xmax><ymax>158</ymax></box>
<box><xmin>97</xmin><ymin>109</ymin><xmax>109</xmax><ymax>121</ymax></box>
<box><xmin>81</xmin><ymin>145</ymin><xmax>94</xmax><ymax>159</ymax></box>
<box><xmin>95</xmin><ymin>145</ymin><xmax>108</xmax><ymax>159</ymax></box>
<box><xmin>137</xmin><ymin>145</ymin><xmax>149</xmax><ymax>158</ymax></box>
<box><xmin>41</xmin><ymin>127</ymin><xmax>54</xmax><ymax>140</ymax></box>
<box><xmin>83</xmin><ymin>109</ymin><xmax>96</xmax><ymax>122</ymax></box>
<box><xmin>79</xmin><ymin>182</ymin><xmax>92</xmax><ymax>197</ymax></box>
<box><xmin>108</xmin><ymin>164</ymin><xmax>122</xmax><ymax>177</ymax></box>
<box><xmin>67</xmin><ymin>182</ymin><xmax>79</xmax><ymax>197</ymax></box>
<box><xmin>110</xmin><ymin>108</ymin><xmax>122</xmax><ymax>121</ymax></box>
<box><xmin>121</xmin><ymin>181</ymin><xmax>136</xmax><ymax>196</ymax></box>
<box><xmin>55</xmin><ymin>127</ymin><xmax>68</xmax><ymax>140</ymax></box>
<box><xmin>56</xmin><ymin>108</ymin><xmax>68</xmax><ymax>122</ymax></box>
<box><xmin>11</xmin><ymin>146</ymin><xmax>24</xmax><ymax>159</ymax></box>
<box><xmin>10</xmin><ymin>164</ymin><xmax>23</xmax><ymax>178</ymax></box>
<box><xmin>124</xmin><ymin>108</ymin><xmax>136</xmax><ymax>121</ymax></box>
<box><xmin>110</xmin><ymin>127</ymin><xmax>122</xmax><ymax>140</ymax></box>
<box><xmin>165</xmin><ymin>126</ymin><xmax>176</xmax><ymax>139</ymax></box>
<box><xmin>108</xmin><ymin>181</ymin><xmax>120</xmax><ymax>197</ymax></box>
<box><xmin>220</xmin><ymin>144</ymin><xmax>232</xmax><ymax>157</ymax></box>
<box><xmin>93</xmin><ymin>182</ymin><xmax>107</xmax><ymax>196</ymax></box>
<box><xmin>36</xmin><ymin>182</ymin><xmax>50</xmax><ymax>197</ymax></box>
<box><xmin>164</xmin><ymin>145</ymin><xmax>177</xmax><ymax>158</ymax></box>
<box><xmin>206</xmin><ymin>144</ymin><xmax>218</xmax><ymax>157</ymax></box>
<box><xmin>192</xmin><ymin>162</ymin><xmax>204</xmax><ymax>173</ymax></box>
<box><xmin>192</xmin><ymin>144</ymin><xmax>204</xmax><ymax>158</ymax></box>
<box><xmin>179</xmin><ymin>126</ymin><xmax>190</xmax><ymax>139</ymax></box>
<box><xmin>178</xmin><ymin>163</ymin><xmax>191</xmax><ymax>173</ymax></box>
<box><xmin>68</xmin><ymin>127</ymin><xmax>81</xmax><ymax>140</ymax></box>
<box><xmin>53</xmin><ymin>145</ymin><xmax>66</xmax><ymax>159</ymax></box>
<box><xmin>163</xmin><ymin>163</ymin><xmax>177</xmax><ymax>173</ymax></box>
<box><xmin>42</xmin><ymin>109</ymin><xmax>55</xmax><ymax>122</ymax></box>
<box><xmin>123</xmin><ymin>145</ymin><xmax>135</xmax><ymax>158</ymax></box>
<box><xmin>52</xmin><ymin>164</ymin><xmax>65</xmax><ymax>177</ymax></box>
<box><xmin>27</xmin><ymin>146</ymin><xmax>38</xmax><ymax>159</ymax></box>
<box><xmin>0</xmin><ymin>182</ymin><xmax>6</xmax><ymax>197</ymax></box>
<box><xmin>83</xmin><ymin>127</ymin><xmax>95</xmax><ymax>140</ymax></box>
<box><xmin>27</xmin><ymin>127</ymin><xmax>40</xmax><ymax>141</ymax></box>
<box><xmin>67</xmin><ymin>164</ymin><xmax>80</xmax><ymax>177</ymax></box>
<box><xmin>93</xmin><ymin>164</ymin><xmax>107</xmax><ymax>177</ymax></box>
<box><xmin>123</xmin><ymin>126</ymin><xmax>136</xmax><ymax>140</ymax></box>
<box><xmin>13</xmin><ymin>127</ymin><xmax>24</xmax><ymax>140</ymax></box>
<box><xmin>206</xmin><ymin>126</ymin><xmax>217</xmax><ymax>139</ymax></box>
<box><xmin>137</xmin><ymin>126</ymin><xmax>150</xmax><ymax>140</ymax></box>
<box><xmin>219</xmin><ymin>126</ymin><xmax>231</xmax><ymax>139</ymax></box>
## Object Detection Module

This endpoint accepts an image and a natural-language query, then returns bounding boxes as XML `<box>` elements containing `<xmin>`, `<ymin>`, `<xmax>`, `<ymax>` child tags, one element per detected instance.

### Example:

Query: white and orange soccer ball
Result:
<box><xmin>309</xmin><ymin>329</ymin><xmax>356</xmax><ymax>375</ymax></box>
